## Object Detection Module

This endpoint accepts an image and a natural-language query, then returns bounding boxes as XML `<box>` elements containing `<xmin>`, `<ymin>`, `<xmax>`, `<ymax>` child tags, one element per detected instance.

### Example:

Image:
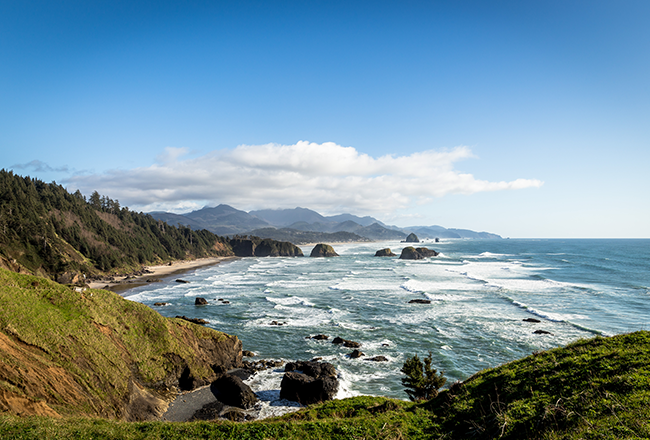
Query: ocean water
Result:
<box><xmin>125</xmin><ymin>239</ymin><xmax>650</xmax><ymax>416</ymax></box>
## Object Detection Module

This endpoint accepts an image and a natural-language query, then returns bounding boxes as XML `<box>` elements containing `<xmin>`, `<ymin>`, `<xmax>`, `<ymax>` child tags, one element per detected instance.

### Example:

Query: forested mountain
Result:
<box><xmin>0</xmin><ymin>170</ymin><xmax>234</xmax><ymax>279</ymax></box>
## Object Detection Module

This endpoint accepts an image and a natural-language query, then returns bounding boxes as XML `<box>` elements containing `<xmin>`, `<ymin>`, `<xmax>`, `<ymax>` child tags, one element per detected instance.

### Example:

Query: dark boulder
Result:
<box><xmin>176</xmin><ymin>279</ymin><xmax>190</xmax><ymax>283</ymax></box>
<box><xmin>175</xmin><ymin>315</ymin><xmax>209</xmax><ymax>325</ymax></box>
<box><xmin>408</xmin><ymin>299</ymin><xmax>432</xmax><ymax>304</ymax></box>
<box><xmin>190</xmin><ymin>400</ymin><xmax>225</xmax><ymax>421</ymax></box>
<box><xmin>280</xmin><ymin>361</ymin><xmax>339</xmax><ymax>405</ymax></box>
<box><xmin>311</xmin><ymin>334</ymin><xmax>329</xmax><ymax>340</ymax></box>
<box><xmin>533</xmin><ymin>329</ymin><xmax>553</xmax><ymax>335</ymax></box>
<box><xmin>210</xmin><ymin>375</ymin><xmax>258</xmax><ymax>409</ymax></box>
<box><xmin>242</xmin><ymin>350</ymin><xmax>256</xmax><ymax>357</ymax></box>
<box><xmin>153</xmin><ymin>302</ymin><xmax>169</xmax><ymax>306</ymax></box>
<box><xmin>374</xmin><ymin>248</ymin><xmax>397</xmax><ymax>257</ymax></box>
<box><xmin>403</xmin><ymin>233</ymin><xmax>420</xmax><ymax>243</ymax></box>
<box><xmin>195</xmin><ymin>297</ymin><xmax>209</xmax><ymax>305</ymax></box>
<box><xmin>365</xmin><ymin>356</ymin><xmax>389</xmax><ymax>362</ymax></box>
<box><xmin>332</xmin><ymin>337</ymin><xmax>361</xmax><ymax>348</ymax></box>
<box><xmin>348</xmin><ymin>349</ymin><xmax>364</xmax><ymax>359</ymax></box>
<box><xmin>310</xmin><ymin>244</ymin><xmax>339</xmax><ymax>257</ymax></box>
<box><xmin>399</xmin><ymin>247</ymin><xmax>439</xmax><ymax>260</ymax></box>
<box><xmin>523</xmin><ymin>318</ymin><xmax>541</xmax><ymax>323</ymax></box>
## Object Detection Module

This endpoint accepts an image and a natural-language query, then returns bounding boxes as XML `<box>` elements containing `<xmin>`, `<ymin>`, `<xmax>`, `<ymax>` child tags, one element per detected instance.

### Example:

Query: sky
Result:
<box><xmin>2</xmin><ymin>0</ymin><xmax>649</xmax><ymax>238</ymax></box>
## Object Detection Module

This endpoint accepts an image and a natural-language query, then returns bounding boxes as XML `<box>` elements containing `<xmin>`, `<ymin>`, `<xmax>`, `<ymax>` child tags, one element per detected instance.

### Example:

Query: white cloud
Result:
<box><xmin>64</xmin><ymin>141</ymin><xmax>543</xmax><ymax>214</ymax></box>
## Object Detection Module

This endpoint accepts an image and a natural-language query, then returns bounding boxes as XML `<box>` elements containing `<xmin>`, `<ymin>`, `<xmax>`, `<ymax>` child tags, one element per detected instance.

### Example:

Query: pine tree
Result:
<box><xmin>401</xmin><ymin>351</ymin><xmax>446</xmax><ymax>401</ymax></box>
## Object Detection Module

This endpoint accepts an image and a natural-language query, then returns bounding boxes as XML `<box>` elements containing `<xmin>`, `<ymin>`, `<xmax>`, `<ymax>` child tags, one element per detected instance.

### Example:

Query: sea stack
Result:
<box><xmin>310</xmin><ymin>244</ymin><xmax>339</xmax><ymax>257</ymax></box>
<box><xmin>403</xmin><ymin>233</ymin><xmax>419</xmax><ymax>243</ymax></box>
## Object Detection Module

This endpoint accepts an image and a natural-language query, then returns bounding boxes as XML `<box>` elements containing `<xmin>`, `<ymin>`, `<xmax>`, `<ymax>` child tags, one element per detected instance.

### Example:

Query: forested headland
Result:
<box><xmin>0</xmin><ymin>170</ymin><xmax>299</xmax><ymax>281</ymax></box>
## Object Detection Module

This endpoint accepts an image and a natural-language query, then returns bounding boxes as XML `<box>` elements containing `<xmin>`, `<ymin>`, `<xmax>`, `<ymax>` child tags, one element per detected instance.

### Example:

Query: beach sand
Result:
<box><xmin>88</xmin><ymin>256</ymin><xmax>237</xmax><ymax>292</ymax></box>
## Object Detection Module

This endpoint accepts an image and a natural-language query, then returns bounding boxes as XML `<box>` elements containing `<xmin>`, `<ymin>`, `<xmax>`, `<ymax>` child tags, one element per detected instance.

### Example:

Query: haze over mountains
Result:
<box><xmin>149</xmin><ymin>205</ymin><xmax>502</xmax><ymax>244</ymax></box>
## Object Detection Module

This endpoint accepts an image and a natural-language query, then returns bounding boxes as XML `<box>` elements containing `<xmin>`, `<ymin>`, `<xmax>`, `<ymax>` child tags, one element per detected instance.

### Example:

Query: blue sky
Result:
<box><xmin>2</xmin><ymin>1</ymin><xmax>649</xmax><ymax>238</ymax></box>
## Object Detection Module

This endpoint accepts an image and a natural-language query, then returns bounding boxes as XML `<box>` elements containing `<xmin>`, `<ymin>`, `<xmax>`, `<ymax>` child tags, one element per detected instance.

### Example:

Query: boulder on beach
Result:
<box><xmin>399</xmin><ymin>247</ymin><xmax>439</xmax><ymax>260</ymax></box>
<box><xmin>310</xmin><ymin>244</ymin><xmax>339</xmax><ymax>257</ymax></box>
<box><xmin>374</xmin><ymin>248</ymin><xmax>397</xmax><ymax>257</ymax></box>
<box><xmin>210</xmin><ymin>374</ymin><xmax>258</xmax><ymax>409</ymax></box>
<box><xmin>280</xmin><ymin>361</ymin><xmax>339</xmax><ymax>405</ymax></box>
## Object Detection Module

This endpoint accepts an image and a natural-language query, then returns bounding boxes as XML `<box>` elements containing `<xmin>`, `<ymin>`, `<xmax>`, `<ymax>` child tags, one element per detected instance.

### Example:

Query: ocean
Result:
<box><xmin>125</xmin><ymin>239</ymin><xmax>650</xmax><ymax>418</ymax></box>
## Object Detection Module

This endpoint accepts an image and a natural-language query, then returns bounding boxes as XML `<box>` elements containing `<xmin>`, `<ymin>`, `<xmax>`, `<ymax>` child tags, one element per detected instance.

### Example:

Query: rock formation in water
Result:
<box><xmin>403</xmin><ymin>232</ymin><xmax>420</xmax><ymax>243</ymax></box>
<box><xmin>374</xmin><ymin>248</ymin><xmax>397</xmax><ymax>257</ymax></box>
<box><xmin>399</xmin><ymin>246</ymin><xmax>439</xmax><ymax>260</ymax></box>
<box><xmin>310</xmin><ymin>243</ymin><xmax>339</xmax><ymax>257</ymax></box>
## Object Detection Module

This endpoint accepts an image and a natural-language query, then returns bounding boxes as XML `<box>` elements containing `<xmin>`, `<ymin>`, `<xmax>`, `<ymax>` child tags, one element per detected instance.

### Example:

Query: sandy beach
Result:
<box><xmin>88</xmin><ymin>257</ymin><xmax>237</xmax><ymax>292</ymax></box>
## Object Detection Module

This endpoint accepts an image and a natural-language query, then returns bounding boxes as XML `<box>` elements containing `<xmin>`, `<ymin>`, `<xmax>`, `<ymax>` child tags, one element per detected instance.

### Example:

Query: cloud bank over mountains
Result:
<box><xmin>63</xmin><ymin>141</ymin><xmax>543</xmax><ymax>215</ymax></box>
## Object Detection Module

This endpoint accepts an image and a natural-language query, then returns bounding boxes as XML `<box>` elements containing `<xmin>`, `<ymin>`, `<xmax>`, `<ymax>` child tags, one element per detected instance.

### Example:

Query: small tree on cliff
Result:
<box><xmin>401</xmin><ymin>351</ymin><xmax>446</xmax><ymax>401</ymax></box>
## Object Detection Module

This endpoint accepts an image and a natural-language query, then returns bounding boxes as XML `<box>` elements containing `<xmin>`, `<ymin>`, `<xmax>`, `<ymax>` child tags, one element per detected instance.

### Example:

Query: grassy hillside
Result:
<box><xmin>0</xmin><ymin>268</ymin><xmax>241</xmax><ymax>420</ymax></box>
<box><xmin>1</xmin><ymin>306</ymin><xmax>647</xmax><ymax>439</ymax></box>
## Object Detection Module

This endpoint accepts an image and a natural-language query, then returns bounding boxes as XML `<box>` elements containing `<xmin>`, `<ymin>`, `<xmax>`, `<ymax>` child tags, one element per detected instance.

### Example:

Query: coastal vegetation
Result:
<box><xmin>0</xmin><ymin>266</ymin><xmax>648</xmax><ymax>438</ymax></box>
<box><xmin>1</xmin><ymin>172</ymin><xmax>648</xmax><ymax>438</ymax></box>
<box><xmin>0</xmin><ymin>170</ymin><xmax>300</xmax><ymax>281</ymax></box>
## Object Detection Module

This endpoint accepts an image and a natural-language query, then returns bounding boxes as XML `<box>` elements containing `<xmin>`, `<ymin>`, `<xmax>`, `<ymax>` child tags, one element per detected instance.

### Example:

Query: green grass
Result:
<box><xmin>0</xmin><ymin>268</ymin><xmax>239</xmax><ymax>418</ymax></box>
<box><xmin>1</xmin><ymin>268</ymin><xmax>649</xmax><ymax>438</ymax></box>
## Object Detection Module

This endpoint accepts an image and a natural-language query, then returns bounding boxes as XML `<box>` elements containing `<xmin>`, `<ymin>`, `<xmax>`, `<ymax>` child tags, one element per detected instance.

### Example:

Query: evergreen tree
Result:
<box><xmin>401</xmin><ymin>352</ymin><xmax>446</xmax><ymax>401</ymax></box>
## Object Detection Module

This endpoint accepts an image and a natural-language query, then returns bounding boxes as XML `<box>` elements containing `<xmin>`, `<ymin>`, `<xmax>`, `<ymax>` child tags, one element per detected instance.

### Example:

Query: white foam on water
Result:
<box><xmin>244</xmin><ymin>369</ymin><xmax>303</xmax><ymax>419</ymax></box>
<box><xmin>265</xmin><ymin>296</ymin><xmax>315</xmax><ymax>307</ymax></box>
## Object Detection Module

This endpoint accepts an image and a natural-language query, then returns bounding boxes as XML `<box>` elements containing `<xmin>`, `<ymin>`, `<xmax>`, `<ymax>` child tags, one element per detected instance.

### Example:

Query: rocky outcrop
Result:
<box><xmin>374</xmin><ymin>248</ymin><xmax>397</xmax><ymax>257</ymax></box>
<box><xmin>403</xmin><ymin>233</ymin><xmax>420</xmax><ymax>243</ymax></box>
<box><xmin>229</xmin><ymin>237</ymin><xmax>304</xmax><ymax>257</ymax></box>
<box><xmin>195</xmin><ymin>297</ymin><xmax>209</xmax><ymax>305</ymax></box>
<box><xmin>210</xmin><ymin>375</ymin><xmax>258</xmax><ymax>409</ymax></box>
<box><xmin>399</xmin><ymin>247</ymin><xmax>439</xmax><ymax>260</ymax></box>
<box><xmin>332</xmin><ymin>337</ymin><xmax>361</xmax><ymax>348</ymax></box>
<box><xmin>0</xmin><ymin>269</ymin><xmax>242</xmax><ymax>420</ymax></box>
<box><xmin>310</xmin><ymin>244</ymin><xmax>339</xmax><ymax>257</ymax></box>
<box><xmin>280</xmin><ymin>361</ymin><xmax>339</xmax><ymax>405</ymax></box>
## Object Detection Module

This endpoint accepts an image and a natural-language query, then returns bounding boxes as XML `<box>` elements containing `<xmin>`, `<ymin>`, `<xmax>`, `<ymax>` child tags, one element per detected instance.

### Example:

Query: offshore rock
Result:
<box><xmin>374</xmin><ymin>248</ymin><xmax>397</xmax><ymax>257</ymax></box>
<box><xmin>403</xmin><ymin>232</ymin><xmax>420</xmax><ymax>243</ymax></box>
<box><xmin>195</xmin><ymin>297</ymin><xmax>209</xmax><ymax>305</ymax></box>
<box><xmin>310</xmin><ymin>244</ymin><xmax>339</xmax><ymax>257</ymax></box>
<box><xmin>399</xmin><ymin>247</ymin><xmax>439</xmax><ymax>260</ymax></box>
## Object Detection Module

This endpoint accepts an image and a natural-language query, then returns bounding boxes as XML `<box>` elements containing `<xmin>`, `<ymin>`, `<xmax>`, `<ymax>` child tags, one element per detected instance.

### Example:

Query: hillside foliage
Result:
<box><xmin>0</xmin><ymin>170</ymin><xmax>232</xmax><ymax>277</ymax></box>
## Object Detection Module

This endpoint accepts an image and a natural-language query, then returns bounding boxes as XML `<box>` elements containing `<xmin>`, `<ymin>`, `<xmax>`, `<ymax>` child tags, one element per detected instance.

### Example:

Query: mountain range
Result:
<box><xmin>149</xmin><ymin>205</ymin><xmax>502</xmax><ymax>243</ymax></box>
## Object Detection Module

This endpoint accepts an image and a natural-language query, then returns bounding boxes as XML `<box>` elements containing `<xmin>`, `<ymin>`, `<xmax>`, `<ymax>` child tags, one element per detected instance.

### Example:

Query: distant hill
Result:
<box><xmin>247</xmin><ymin>228</ymin><xmax>371</xmax><ymax>245</ymax></box>
<box><xmin>149</xmin><ymin>205</ymin><xmax>502</xmax><ymax>241</ymax></box>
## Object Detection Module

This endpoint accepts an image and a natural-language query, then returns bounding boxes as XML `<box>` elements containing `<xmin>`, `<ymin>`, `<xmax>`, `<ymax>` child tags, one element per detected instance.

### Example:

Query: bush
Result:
<box><xmin>401</xmin><ymin>351</ymin><xmax>446</xmax><ymax>401</ymax></box>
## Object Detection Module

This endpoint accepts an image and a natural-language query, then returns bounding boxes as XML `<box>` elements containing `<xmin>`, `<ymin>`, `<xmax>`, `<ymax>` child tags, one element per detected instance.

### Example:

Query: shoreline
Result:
<box><xmin>88</xmin><ymin>256</ymin><xmax>239</xmax><ymax>294</ymax></box>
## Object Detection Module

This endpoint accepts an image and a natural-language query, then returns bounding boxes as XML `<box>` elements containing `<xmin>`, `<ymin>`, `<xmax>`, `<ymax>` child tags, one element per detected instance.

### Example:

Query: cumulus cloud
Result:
<box><xmin>64</xmin><ymin>141</ymin><xmax>543</xmax><ymax>214</ymax></box>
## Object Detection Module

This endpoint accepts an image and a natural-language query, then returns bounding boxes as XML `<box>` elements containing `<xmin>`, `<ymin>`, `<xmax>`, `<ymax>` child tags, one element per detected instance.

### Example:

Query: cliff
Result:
<box><xmin>0</xmin><ymin>268</ymin><xmax>241</xmax><ymax>420</ymax></box>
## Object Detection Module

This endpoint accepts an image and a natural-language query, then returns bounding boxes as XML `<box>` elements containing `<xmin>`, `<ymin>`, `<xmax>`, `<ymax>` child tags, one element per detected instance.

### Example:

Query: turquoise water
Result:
<box><xmin>125</xmin><ymin>239</ymin><xmax>650</xmax><ymax>406</ymax></box>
